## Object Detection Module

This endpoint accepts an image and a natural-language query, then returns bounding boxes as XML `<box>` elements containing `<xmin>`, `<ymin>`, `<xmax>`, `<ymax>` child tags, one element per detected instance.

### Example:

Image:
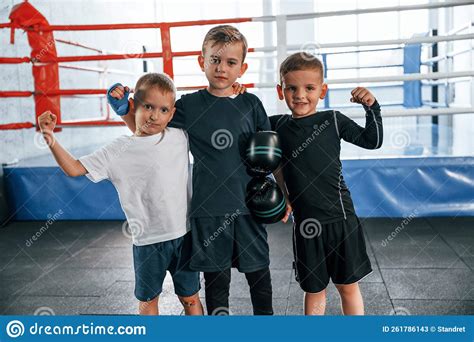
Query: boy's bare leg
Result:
<box><xmin>304</xmin><ymin>289</ymin><xmax>326</xmax><ymax>315</ymax></box>
<box><xmin>335</xmin><ymin>282</ymin><xmax>364</xmax><ymax>315</ymax></box>
<box><xmin>139</xmin><ymin>297</ymin><xmax>159</xmax><ymax>315</ymax></box>
<box><xmin>179</xmin><ymin>293</ymin><xmax>204</xmax><ymax>315</ymax></box>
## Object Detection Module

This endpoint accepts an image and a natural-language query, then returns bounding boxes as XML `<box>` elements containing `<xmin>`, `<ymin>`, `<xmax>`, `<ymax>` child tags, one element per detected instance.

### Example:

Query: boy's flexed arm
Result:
<box><xmin>38</xmin><ymin>111</ymin><xmax>87</xmax><ymax>177</ymax></box>
<box><xmin>338</xmin><ymin>87</ymin><xmax>383</xmax><ymax>149</ymax></box>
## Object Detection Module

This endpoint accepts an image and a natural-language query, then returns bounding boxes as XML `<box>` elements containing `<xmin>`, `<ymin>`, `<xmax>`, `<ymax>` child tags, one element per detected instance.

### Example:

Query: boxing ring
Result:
<box><xmin>1</xmin><ymin>0</ymin><xmax>474</xmax><ymax>221</ymax></box>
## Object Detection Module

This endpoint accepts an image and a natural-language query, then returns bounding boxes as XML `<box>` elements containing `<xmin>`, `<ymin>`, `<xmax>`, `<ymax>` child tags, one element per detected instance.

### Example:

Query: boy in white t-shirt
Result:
<box><xmin>37</xmin><ymin>73</ymin><xmax>203</xmax><ymax>315</ymax></box>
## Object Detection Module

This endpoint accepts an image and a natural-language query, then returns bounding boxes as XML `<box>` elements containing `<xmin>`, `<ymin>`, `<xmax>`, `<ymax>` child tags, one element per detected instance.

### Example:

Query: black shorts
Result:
<box><xmin>183</xmin><ymin>214</ymin><xmax>270</xmax><ymax>273</ymax></box>
<box><xmin>293</xmin><ymin>215</ymin><xmax>372</xmax><ymax>293</ymax></box>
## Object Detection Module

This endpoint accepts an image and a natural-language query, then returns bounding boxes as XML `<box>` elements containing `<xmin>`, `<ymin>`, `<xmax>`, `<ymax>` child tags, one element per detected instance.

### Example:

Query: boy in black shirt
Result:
<box><xmin>111</xmin><ymin>26</ymin><xmax>273</xmax><ymax>315</ymax></box>
<box><xmin>270</xmin><ymin>52</ymin><xmax>383</xmax><ymax>315</ymax></box>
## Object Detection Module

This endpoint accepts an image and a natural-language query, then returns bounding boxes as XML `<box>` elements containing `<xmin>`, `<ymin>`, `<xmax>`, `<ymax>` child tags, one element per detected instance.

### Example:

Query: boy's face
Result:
<box><xmin>198</xmin><ymin>41</ymin><xmax>248</xmax><ymax>91</ymax></box>
<box><xmin>134</xmin><ymin>88</ymin><xmax>176</xmax><ymax>136</ymax></box>
<box><xmin>277</xmin><ymin>69</ymin><xmax>328</xmax><ymax>118</ymax></box>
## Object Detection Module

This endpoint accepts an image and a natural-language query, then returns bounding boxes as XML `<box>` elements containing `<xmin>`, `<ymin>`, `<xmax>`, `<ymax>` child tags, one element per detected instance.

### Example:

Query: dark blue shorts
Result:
<box><xmin>133</xmin><ymin>233</ymin><xmax>201</xmax><ymax>301</ymax></box>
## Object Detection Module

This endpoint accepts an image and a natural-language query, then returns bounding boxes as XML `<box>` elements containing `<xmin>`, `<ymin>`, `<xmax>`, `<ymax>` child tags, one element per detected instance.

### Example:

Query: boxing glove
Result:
<box><xmin>246</xmin><ymin>176</ymin><xmax>287</xmax><ymax>224</ymax></box>
<box><xmin>246</xmin><ymin>131</ymin><xmax>282</xmax><ymax>177</ymax></box>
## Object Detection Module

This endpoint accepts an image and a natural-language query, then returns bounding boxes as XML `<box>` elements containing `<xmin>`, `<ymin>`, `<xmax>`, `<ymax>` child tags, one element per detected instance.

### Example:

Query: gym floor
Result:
<box><xmin>1</xmin><ymin>217</ymin><xmax>472</xmax><ymax>315</ymax></box>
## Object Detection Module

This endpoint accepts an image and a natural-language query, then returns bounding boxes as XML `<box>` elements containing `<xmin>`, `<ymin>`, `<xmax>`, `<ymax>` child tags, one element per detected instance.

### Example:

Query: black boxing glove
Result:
<box><xmin>246</xmin><ymin>176</ymin><xmax>287</xmax><ymax>224</ymax></box>
<box><xmin>246</xmin><ymin>131</ymin><xmax>282</xmax><ymax>177</ymax></box>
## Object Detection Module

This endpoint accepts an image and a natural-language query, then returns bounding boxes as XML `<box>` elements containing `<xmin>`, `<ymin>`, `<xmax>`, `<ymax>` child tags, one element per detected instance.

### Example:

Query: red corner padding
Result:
<box><xmin>9</xmin><ymin>1</ymin><xmax>61</xmax><ymax>131</ymax></box>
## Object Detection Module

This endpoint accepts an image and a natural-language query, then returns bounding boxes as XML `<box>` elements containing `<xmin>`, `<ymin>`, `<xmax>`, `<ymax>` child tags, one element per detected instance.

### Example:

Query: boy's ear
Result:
<box><xmin>238</xmin><ymin>62</ymin><xmax>248</xmax><ymax>78</ymax></box>
<box><xmin>167</xmin><ymin>107</ymin><xmax>177</xmax><ymax>123</ymax></box>
<box><xmin>276</xmin><ymin>84</ymin><xmax>284</xmax><ymax>100</ymax></box>
<box><xmin>198</xmin><ymin>55</ymin><xmax>205</xmax><ymax>72</ymax></box>
<box><xmin>320</xmin><ymin>83</ymin><xmax>328</xmax><ymax>99</ymax></box>
<box><xmin>129</xmin><ymin>98</ymin><xmax>136</xmax><ymax>114</ymax></box>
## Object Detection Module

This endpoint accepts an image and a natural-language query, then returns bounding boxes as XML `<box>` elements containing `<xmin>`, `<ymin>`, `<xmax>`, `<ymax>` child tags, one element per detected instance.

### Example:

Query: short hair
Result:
<box><xmin>202</xmin><ymin>25</ymin><xmax>248</xmax><ymax>62</ymax></box>
<box><xmin>134</xmin><ymin>73</ymin><xmax>176</xmax><ymax>105</ymax></box>
<box><xmin>279</xmin><ymin>52</ymin><xmax>324</xmax><ymax>83</ymax></box>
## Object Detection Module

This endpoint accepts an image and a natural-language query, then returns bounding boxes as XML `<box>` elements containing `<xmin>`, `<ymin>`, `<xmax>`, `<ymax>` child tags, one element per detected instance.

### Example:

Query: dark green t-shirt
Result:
<box><xmin>169</xmin><ymin>89</ymin><xmax>270</xmax><ymax>217</ymax></box>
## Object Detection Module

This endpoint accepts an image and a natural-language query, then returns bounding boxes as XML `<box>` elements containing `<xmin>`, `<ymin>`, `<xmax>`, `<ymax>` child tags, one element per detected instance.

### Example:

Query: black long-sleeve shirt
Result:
<box><xmin>269</xmin><ymin>101</ymin><xmax>382</xmax><ymax>223</ymax></box>
<box><xmin>169</xmin><ymin>90</ymin><xmax>270</xmax><ymax>217</ymax></box>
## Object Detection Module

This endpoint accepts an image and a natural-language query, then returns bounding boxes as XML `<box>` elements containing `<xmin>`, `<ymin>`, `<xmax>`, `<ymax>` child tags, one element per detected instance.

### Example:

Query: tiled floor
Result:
<box><xmin>1</xmin><ymin>217</ymin><xmax>473</xmax><ymax>315</ymax></box>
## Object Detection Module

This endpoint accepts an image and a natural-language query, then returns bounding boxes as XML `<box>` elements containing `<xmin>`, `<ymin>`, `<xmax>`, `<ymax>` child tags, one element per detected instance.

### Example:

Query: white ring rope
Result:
<box><xmin>252</xmin><ymin>1</ymin><xmax>474</xmax><ymax>22</ymax></box>
<box><xmin>251</xmin><ymin>33</ymin><xmax>474</xmax><ymax>53</ymax></box>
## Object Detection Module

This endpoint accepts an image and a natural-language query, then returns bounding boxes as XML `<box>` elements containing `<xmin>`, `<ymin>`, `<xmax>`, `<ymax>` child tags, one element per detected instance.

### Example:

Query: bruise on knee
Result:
<box><xmin>179</xmin><ymin>296</ymin><xmax>197</xmax><ymax>307</ymax></box>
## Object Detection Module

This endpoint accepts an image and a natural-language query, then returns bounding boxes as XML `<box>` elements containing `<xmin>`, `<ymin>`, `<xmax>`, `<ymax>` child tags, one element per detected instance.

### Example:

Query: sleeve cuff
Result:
<box><xmin>78</xmin><ymin>157</ymin><xmax>108</xmax><ymax>183</ymax></box>
<box><xmin>363</xmin><ymin>99</ymin><xmax>380</xmax><ymax>112</ymax></box>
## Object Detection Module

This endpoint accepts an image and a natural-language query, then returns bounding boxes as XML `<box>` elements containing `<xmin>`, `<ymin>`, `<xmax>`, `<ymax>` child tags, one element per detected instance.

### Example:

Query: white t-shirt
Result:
<box><xmin>79</xmin><ymin>128</ymin><xmax>190</xmax><ymax>246</ymax></box>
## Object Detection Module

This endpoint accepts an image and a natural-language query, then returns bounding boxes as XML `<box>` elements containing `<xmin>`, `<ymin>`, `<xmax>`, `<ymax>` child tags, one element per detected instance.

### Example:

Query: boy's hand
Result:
<box><xmin>350</xmin><ymin>87</ymin><xmax>375</xmax><ymax>107</ymax></box>
<box><xmin>38</xmin><ymin>111</ymin><xmax>57</xmax><ymax>133</ymax></box>
<box><xmin>38</xmin><ymin>111</ymin><xmax>57</xmax><ymax>147</ymax></box>
<box><xmin>107</xmin><ymin>83</ymin><xmax>134</xmax><ymax>116</ymax></box>
<box><xmin>281</xmin><ymin>203</ymin><xmax>293</xmax><ymax>223</ymax></box>
<box><xmin>232</xmin><ymin>82</ymin><xmax>247</xmax><ymax>95</ymax></box>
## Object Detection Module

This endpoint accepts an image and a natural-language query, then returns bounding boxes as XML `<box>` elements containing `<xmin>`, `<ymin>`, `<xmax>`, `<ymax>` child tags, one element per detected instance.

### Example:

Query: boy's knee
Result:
<box><xmin>335</xmin><ymin>283</ymin><xmax>359</xmax><ymax>295</ymax></box>
<box><xmin>138</xmin><ymin>296</ymin><xmax>159</xmax><ymax>314</ymax></box>
<box><xmin>178</xmin><ymin>294</ymin><xmax>200</xmax><ymax>307</ymax></box>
